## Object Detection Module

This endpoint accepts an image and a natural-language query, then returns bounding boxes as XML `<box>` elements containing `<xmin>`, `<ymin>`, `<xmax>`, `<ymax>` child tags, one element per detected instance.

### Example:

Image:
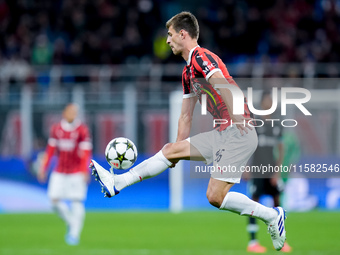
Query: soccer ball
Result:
<box><xmin>105</xmin><ymin>137</ymin><xmax>138</xmax><ymax>170</ymax></box>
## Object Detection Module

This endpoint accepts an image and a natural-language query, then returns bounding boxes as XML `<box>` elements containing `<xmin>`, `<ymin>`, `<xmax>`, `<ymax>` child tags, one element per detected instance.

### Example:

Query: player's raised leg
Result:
<box><xmin>90</xmin><ymin>139</ymin><xmax>203</xmax><ymax>197</ymax></box>
<box><xmin>91</xmin><ymin>149</ymin><xmax>172</xmax><ymax>197</ymax></box>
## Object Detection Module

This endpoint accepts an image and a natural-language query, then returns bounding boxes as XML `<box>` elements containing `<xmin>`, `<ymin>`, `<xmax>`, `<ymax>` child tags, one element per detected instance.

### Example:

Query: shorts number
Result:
<box><xmin>215</xmin><ymin>149</ymin><xmax>225</xmax><ymax>163</ymax></box>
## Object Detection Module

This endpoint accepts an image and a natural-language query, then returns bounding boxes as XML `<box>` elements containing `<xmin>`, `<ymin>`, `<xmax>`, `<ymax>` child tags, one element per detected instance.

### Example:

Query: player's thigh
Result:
<box><xmin>162</xmin><ymin>139</ymin><xmax>205</xmax><ymax>161</ymax></box>
<box><xmin>211</xmin><ymin>127</ymin><xmax>258</xmax><ymax>183</ymax></box>
<box><xmin>184</xmin><ymin>130</ymin><xmax>215</xmax><ymax>164</ymax></box>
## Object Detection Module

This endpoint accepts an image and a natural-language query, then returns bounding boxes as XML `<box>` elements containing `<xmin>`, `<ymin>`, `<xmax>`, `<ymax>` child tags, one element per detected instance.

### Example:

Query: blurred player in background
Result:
<box><xmin>90</xmin><ymin>12</ymin><xmax>287</xmax><ymax>251</ymax></box>
<box><xmin>38</xmin><ymin>103</ymin><xmax>92</xmax><ymax>245</ymax></box>
<box><xmin>246</xmin><ymin>91</ymin><xmax>291</xmax><ymax>253</ymax></box>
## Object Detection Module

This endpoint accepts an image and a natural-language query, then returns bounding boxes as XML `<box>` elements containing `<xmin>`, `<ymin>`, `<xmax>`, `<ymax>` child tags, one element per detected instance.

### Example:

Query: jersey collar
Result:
<box><xmin>61</xmin><ymin>118</ymin><xmax>81</xmax><ymax>132</ymax></box>
<box><xmin>186</xmin><ymin>45</ymin><xmax>200</xmax><ymax>66</ymax></box>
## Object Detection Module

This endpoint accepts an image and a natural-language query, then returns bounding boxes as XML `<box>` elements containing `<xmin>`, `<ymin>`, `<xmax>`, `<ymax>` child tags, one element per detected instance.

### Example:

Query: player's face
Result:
<box><xmin>63</xmin><ymin>104</ymin><xmax>78</xmax><ymax>123</ymax></box>
<box><xmin>166</xmin><ymin>26</ymin><xmax>183</xmax><ymax>55</ymax></box>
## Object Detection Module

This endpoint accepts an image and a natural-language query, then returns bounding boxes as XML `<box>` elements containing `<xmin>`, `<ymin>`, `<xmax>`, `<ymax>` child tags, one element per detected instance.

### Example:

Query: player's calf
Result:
<box><xmin>206</xmin><ymin>190</ymin><xmax>224</xmax><ymax>208</ymax></box>
<box><xmin>206</xmin><ymin>178</ymin><xmax>235</xmax><ymax>208</ymax></box>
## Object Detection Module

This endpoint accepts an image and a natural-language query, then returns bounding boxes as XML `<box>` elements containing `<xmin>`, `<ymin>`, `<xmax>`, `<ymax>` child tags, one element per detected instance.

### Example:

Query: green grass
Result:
<box><xmin>0</xmin><ymin>211</ymin><xmax>339</xmax><ymax>255</ymax></box>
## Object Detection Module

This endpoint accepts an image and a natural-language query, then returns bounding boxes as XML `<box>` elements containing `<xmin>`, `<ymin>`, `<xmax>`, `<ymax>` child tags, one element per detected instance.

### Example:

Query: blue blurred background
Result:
<box><xmin>1</xmin><ymin>155</ymin><xmax>339</xmax><ymax>212</ymax></box>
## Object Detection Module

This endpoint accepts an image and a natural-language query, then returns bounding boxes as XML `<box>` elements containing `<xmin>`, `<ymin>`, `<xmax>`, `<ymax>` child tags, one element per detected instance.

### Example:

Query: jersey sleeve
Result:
<box><xmin>182</xmin><ymin>67</ymin><xmax>195</xmax><ymax>99</ymax></box>
<box><xmin>79</xmin><ymin>125</ymin><xmax>92</xmax><ymax>151</ymax></box>
<box><xmin>78</xmin><ymin>125</ymin><xmax>92</xmax><ymax>173</ymax></box>
<box><xmin>192</xmin><ymin>51</ymin><xmax>222</xmax><ymax>81</ymax></box>
<box><xmin>42</xmin><ymin>124</ymin><xmax>57</xmax><ymax>172</ymax></box>
<box><xmin>47</xmin><ymin>124</ymin><xmax>58</xmax><ymax>147</ymax></box>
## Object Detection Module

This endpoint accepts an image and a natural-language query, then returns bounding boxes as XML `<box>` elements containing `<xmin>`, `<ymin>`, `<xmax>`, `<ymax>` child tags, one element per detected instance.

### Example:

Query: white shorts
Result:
<box><xmin>187</xmin><ymin>125</ymin><xmax>258</xmax><ymax>183</ymax></box>
<box><xmin>48</xmin><ymin>172</ymin><xmax>88</xmax><ymax>200</ymax></box>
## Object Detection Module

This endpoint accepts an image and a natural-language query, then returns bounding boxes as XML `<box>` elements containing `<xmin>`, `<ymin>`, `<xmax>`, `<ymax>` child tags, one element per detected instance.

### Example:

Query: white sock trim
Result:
<box><xmin>157</xmin><ymin>150</ymin><xmax>172</xmax><ymax>167</ymax></box>
<box><xmin>219</xmin><ymin>192</ymin><xmax>230</xmax><ymax>210</ymax></box>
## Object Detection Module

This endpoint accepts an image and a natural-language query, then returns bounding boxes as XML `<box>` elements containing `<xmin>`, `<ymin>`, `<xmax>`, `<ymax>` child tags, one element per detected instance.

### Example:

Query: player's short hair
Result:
<box><xmin>166</xmin><ymin>11</ymin><xmax>199</xmax><ymax>39</ymax></box>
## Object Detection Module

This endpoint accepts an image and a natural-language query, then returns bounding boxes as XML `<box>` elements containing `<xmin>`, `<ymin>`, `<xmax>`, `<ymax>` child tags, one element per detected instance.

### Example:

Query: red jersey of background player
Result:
<box><xmin>42</xmin><ymin>119</ymin><xmax>92</xmax><ymax>174</ymax></box>
<box><xmin>182</xmin><ymin>46</ymin><xmax>251</xmax><ymax>131</ymax></box>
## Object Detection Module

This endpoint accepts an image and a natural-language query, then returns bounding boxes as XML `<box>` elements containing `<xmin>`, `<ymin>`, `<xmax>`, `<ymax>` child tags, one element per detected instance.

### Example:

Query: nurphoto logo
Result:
<box><xmin>201</xmin><ymin>84</ymin><xmax>312</xmax><ymax>128</ymax></box>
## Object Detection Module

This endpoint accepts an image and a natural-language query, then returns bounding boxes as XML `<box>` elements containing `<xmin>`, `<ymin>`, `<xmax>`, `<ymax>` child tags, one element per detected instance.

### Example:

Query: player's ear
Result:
<box><xmin>180</xmin><ymin>29</ymin><xmax>185</xmax><ymax>39</ymax></box>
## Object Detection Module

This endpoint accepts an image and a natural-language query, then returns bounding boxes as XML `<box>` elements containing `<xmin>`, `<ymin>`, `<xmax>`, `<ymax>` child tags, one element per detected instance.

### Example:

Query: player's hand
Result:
<box><xmin>231</xmin><ymin>115</ymin><xmax>253</xmax><ymax>135</ymax></box>
<box><xmin>84</xmin><ymin>172</ymin><xmax>91</xmax><ymax>183</ymax></box>
<box><xmin>37</xmin><ymin>170</ymin><xmax>47</xmax><ymax>183</ymax></box>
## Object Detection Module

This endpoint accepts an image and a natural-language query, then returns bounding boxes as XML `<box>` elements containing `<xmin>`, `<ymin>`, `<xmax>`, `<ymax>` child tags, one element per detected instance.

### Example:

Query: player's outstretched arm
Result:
<box><xmin>79</xmin><ymin>126</ymin><xmax>93</xmax><ymax>183</ymax></box>
<box><xmin>176</xmin><ymin>96</ymin><xmax>197</xmax><ymax>142</ymax></box>
<box><xmin>38</xmin><ymin>144</ymin><xmax>55</xmax><ymax>183</ymax></box>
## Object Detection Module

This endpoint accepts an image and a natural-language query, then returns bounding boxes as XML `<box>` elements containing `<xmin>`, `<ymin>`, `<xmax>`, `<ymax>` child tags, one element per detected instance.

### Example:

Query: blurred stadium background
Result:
<box><xmin>0</xmin><ymin>0</ymin><xmax>340</xmax><ymax>254</ymax></box>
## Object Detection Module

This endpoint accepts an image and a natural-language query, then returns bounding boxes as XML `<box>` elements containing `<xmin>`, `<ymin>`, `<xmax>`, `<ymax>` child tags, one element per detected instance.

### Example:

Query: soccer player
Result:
<box><xmin>246</xmin><ymin>91</ymin><xmax>292</xmax><ymax>253</ymax></box>
<box><xmin>38</xmin><ymin>103</ymin><xmax>92</xmax><ymax>245</ymax></box>
<box><xmin>90</xmin><ymin>12</ymin><xmax>287</xmax><ymax>251</ymax></box>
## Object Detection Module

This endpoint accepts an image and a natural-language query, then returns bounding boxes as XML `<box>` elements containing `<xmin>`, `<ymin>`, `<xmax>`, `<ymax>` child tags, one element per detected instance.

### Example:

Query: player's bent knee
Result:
<box><xmin>206</xmin><ymin>190</ymin><xmax>224</xmax><ymax>208</ymax></box>
<box><xmin>162</xmin><ymin>143</ymin><xmax>175</xmax><ymax>159</ymax></box>
<box><xmin>162</xmin><ymin>141</ymin><xmax>189</xmax><ymax>160</ymax></box>
<box><xmin>162</xmin><ymin>143</ymin><xmax>172</xmax><ymax>154</ymax></box>
<box><xmin>162</xmin><ymin>143</ymin><xmax>179</xmax><ymax>163</ymax></box>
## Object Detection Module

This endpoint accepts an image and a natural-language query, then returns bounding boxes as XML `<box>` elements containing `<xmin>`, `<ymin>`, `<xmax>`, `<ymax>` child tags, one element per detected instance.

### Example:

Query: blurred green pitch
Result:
<box><xmin>0</xmin><ymin>211</ymin><xmax>339</xmax><ymax>255</ymax></box>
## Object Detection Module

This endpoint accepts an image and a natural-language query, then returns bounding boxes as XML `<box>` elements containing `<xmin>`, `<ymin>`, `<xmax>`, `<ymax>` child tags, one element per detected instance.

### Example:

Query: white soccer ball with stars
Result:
<box><xmin>105</xmin><ymin>137</ymin><xmax>138</xmax><ymax>170</ymax></box>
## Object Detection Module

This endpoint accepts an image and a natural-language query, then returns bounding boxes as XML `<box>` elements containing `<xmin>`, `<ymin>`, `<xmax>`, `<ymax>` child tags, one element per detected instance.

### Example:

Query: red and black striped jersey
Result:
<box><xmin>43</xmin><ymin>119</ymin><xmax>92</xmax><ymax>174</ymax></box>
<box><xmin>182</xmin><ymin>46</ymin><xmax>251</xmax><ymax>131</ymax></box>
